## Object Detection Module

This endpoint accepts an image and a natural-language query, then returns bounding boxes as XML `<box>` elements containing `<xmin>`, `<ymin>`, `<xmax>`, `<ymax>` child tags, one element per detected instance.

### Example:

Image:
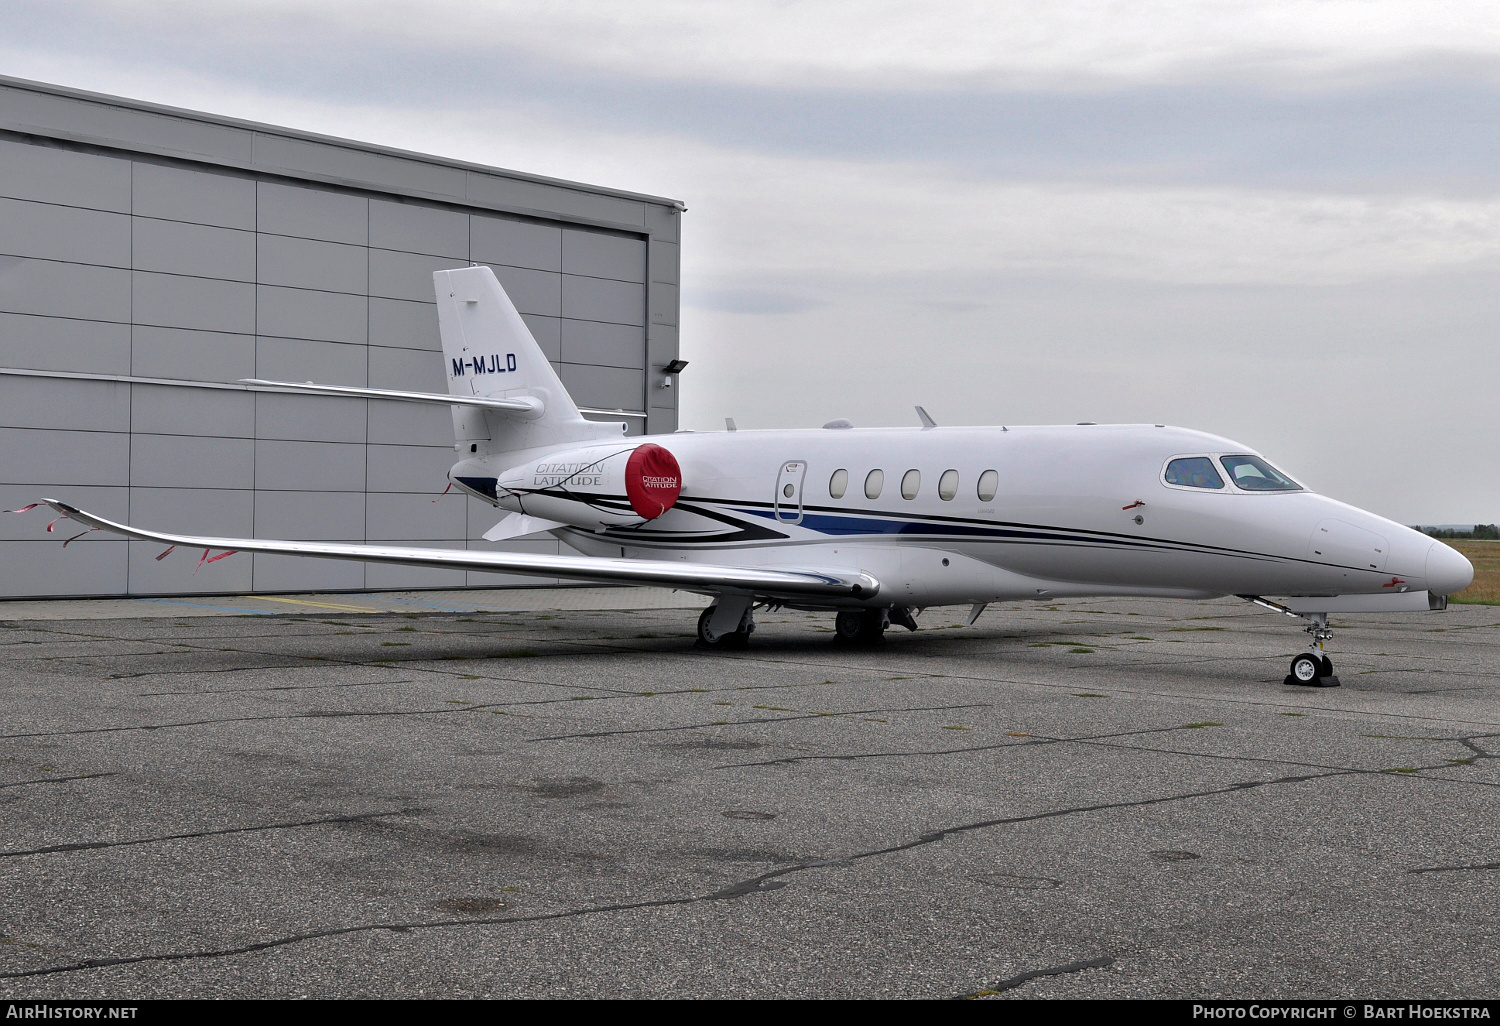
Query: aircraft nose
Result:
<box><xmin>1426</xmin><ymin>540</ymin><xmax>1474</xmax><ymax>597</ymax></box>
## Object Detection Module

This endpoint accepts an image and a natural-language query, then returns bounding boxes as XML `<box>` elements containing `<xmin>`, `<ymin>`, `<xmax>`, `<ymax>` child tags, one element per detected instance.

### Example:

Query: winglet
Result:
<box><xmin>916</xmin><ymin>406</ymin><xmax>937</xmax><ymax>429</ymax></box>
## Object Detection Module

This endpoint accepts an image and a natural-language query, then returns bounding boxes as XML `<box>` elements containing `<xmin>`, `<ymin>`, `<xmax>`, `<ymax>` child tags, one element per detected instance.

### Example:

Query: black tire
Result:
<box><xmin>698</xmin><ymin>605</ymin><xmax>752</xmax><ymax>650</ymax></box>
<box><xmin>834</xmin><ymin>609</ymin><xmax>885</xmax><ymax>645</ymax></box>
<box><xmin>1289</xmin><ymin>653</ymin><xmax>1322</xmax><ymax>684</ymax></box>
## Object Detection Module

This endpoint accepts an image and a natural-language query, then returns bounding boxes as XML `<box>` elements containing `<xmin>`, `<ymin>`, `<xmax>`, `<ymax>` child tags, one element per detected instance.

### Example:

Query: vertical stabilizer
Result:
<box><xmin>435</xmin><ymin>266</ymin><xmax>624</xmax><ymax>455</ymax></box>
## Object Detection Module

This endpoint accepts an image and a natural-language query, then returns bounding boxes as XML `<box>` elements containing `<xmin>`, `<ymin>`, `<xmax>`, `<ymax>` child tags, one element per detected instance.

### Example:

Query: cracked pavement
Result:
<box><xmin>0</xmin><ymin>594</ymin><xmax>1497</xmax><ymax>998</ymax></box>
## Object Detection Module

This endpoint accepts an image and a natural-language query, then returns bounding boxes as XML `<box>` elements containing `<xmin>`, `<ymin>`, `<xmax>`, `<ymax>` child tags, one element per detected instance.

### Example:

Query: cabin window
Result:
<box><xmin>1165</xmin><ymin>456</ymin><xmax>1224</xmax><ymax>489</ymax></box>
<box><xmin>901</xmin><ymin>470</ymin><xmax>920</xmax><ymax>499</ymax></box>
<box><xmin>1220</xmin><ymin>455</ymin><xmax>1300</xmax><ymax>491</ymax></box>
<box><xmin>864</xmin><ymin>469</ymin><xmax>884</xmax><ymax>499</ymax></box>
<box><xmin>977</xmin><ymin>470</ymin><xmax>998</xmax><ymax>502</ymax></box>
<box><xmin>938</xmin><ymin>469</ymin><xmax>959</xmax><ymax>501</ymax></box>
<box><xmin>829</xmin><ymin>469</ymin><xmax>848</xmax><ymax>499</ymax></box>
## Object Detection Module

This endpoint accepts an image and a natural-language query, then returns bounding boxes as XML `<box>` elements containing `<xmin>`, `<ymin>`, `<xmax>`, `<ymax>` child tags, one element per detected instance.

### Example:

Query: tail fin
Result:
<box><xmin>435</xmin><ymin>266</ymin><xmax>624</xmax><ymax>456</ymax></box>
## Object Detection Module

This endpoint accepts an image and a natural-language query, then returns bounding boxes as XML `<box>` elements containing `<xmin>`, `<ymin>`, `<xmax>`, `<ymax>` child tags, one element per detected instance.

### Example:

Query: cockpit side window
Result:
<box><xmin>1220</xmin><ymin>455</ymin><xmax>1301</xmax><ymax>491</ymax></box>
<box><xmin>1164</xmin><ymin>456</ymin><xmax>1225</xmax><ymax>489</ymax></box>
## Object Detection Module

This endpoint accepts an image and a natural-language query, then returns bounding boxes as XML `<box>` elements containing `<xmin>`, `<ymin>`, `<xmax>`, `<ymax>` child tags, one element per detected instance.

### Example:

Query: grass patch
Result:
<box><xmin>1069</xmin><ymin>647</ymin><xmax>1096</xmax><ymax>654</ymax></box>
<box><xmin>1073</xmin><ymin>692</ymin><xmax>1107</xmax><ymax>698</ymax></box>
<box><xmin>1381</xmin><ymin>767</ymin><xmax>1420</xmax><ymax>774</ymax></box>
<box><xmin>1169</xmin><ymin>626</ymin><xmax>1225</xmax><ymax>632</ymax></box>
<box><xmin>380</xmin><ymin>642</ymin><xmax>410</xmax><ymax>647</ymax></box>
<box><xmin>1448</xmin><ymin>540</ymin><xmax>1500</xmax><ymax>604</ymax></box>
<box><xmin>1279</xmin><ymin>712</ymin><xmax>1306</xmax><ymax>717</ymax></box>
<box><xmin>1182</xmin><ymin>722</ymin><xmax>1223</xmax><ymax>728</ymax></box>
<box><xmin>752</xmin><ymin>705</ymin><xmax>794</xmax><ymax>712</ymax></box>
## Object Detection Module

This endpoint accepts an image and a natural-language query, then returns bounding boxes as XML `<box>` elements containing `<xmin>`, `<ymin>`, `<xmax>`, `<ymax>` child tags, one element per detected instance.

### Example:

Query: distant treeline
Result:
<box><xmin>1416</xmin><ymin>525</ymin><xmax>1500</xmax><ymax>540</ymax></box>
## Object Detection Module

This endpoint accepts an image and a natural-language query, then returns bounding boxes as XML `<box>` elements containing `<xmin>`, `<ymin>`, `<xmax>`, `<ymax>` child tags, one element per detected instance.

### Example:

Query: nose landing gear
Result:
<box><xmin>1242</xmin><ymin>597</ymin><xmax>1341</xmax><ymax>687</ymax></box>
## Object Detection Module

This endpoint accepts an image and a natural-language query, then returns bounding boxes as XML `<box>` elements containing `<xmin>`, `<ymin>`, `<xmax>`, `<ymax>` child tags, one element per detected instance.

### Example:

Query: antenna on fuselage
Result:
<box><xmin>915</xmin><ymin>406</ymin><xmax>937</xmax><ymax>429</ymax></box>
<box><xmin>725</xmin><ymin>417</ymin><xmax>737</xmax><ymax>432</ymax></box>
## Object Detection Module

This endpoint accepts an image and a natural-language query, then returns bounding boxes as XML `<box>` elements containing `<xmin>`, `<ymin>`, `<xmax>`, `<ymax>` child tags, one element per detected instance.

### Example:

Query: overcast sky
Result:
<box><xmin>3</xmin><ymin>1</ymin><xmax>1497</xmax><ymax>523</ymax></box>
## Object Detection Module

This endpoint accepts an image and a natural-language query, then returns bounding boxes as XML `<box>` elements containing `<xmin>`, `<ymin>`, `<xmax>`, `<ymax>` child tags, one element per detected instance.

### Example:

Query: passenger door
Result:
<box><xmin>774</xmin><ymin>460</ymin><xmax>807</xmax><ymax>524</ymax></box>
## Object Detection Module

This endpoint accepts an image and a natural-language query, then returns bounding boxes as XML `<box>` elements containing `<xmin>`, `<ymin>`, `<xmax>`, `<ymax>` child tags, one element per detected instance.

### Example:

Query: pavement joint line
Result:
<box><xmin>0</xmin><ymin>810</ymin><xmax>411</xmax><ymax>860</ymax></box>
<box><xmin>0</xmin><ymin>773</ymin><xmax>116</xmax><ymax>790</ymax></box>
<box><xmin>953</xmin><ymin>955</ymin><xmax>1118</xmax><ymax>999</ymax></box>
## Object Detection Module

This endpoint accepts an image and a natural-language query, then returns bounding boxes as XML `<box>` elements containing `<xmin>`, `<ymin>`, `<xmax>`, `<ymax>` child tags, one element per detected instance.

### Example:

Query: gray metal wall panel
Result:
<box><xmin>562</xmin><ymin>229</ymin><xmax>646</xmax><ymax>283</ymax></box>
<box><xmin>520</xmin><ymin>314</ymin><xmax>562</xmax><ymax>363</ymax></box>
<box><xmin>256</xmin><ymin>234</ymin><xmax>366</xmax><ymax>295</ymax></box>
<box><xmin>255</xmin><ymin>336</ymin><xmax>367</xmax><ymax>389</ymax></box>
<box><xmin>370</xmin><ymin>200</ymin><xmax>468</xmax><ymax>258</ymax></box>
<box><xmin>253</xmin><ymin>392</ymin><xmax>365</xmax><ymax>444</ymax></box>
<box><xmin>366</xmin><ymin>444</ymin><xmax>451</xmax><ymax>494</ymax></box>
<box><xmin>0</xmin><ymin>258</ymin><xmax>130</xmax><ymax>321</ymax></box>
<box><xmin>0</xmin><ymin>376</ymin><xmax>129</xmax><ymax>432</ymax></box>
<box><xmin>464</xmin><ymin>535</ymin><xmax>565</xmax><ymax>589</ymax></box>
<box><xmin>0</xmin><ymin>427</ymin><xmax>130</xmax><ymax>485</ymax></box>
<box><xmin>644</xmin><ymin>205</ymin><xmax>679</xmax><ymax>244</ymax></box>
<box><xmin>130</xmin><ymin>384</ymin><xmax>254</xmax><ymax>439</ymax></box>
<box><xmin>256</xmin><ymin>440</ymin><xmax>366</xmax><ymax>492</ymax></box>
<box><xmin>133</xmin><ymin>271</ymin><xmax>255</xmax><ymax>334</ymax></box>
<box><xmin>252</xmin><ymin>553</ymin><xmax>364</xmax><ymax>592</ymax></box>
<box><xmin>253</xmin><ymin>134</ymin><xmax>466</xmax><ymax>201</ymax></box>
<box><xmin>368</xmin><ymin>344</ymin><xmax>445</xmax><ymax>393</ymax></box>
<box><xmin>369</xmin><ymin>298</ymin><xmax>439</xmax><ymax>352</ymax></box>
<box><xmin>253</xmin><ymin>490</ymin><xmax>365</xmax><ymax>540</ymax></box>
<box><xmin>128</xmin><ymin>538</ymin><xmax>252</xmax><ymax>594</ymax></box>
<box><xmin>480</xmin><ymin>263</ymin><xmax>561</xmax><ymax>318</ymax></box>
<box><xmin>256</xmin><ymin>286</ymin><xmax>367</xmax><ymax>345</ymax></box>
<box><xmin>132</xmin><ymin>218</ymin><xmax>255</xmax><ymax>282</ymax></box>
<box><xmin>0</xmin><ymin>197</ymin><xmax>130</xmax><ymax>266</ymax></box>
<box><xmin>559</xmin><ymin>363</ymin><xmax>644</xmax><ymax>412</ymax></box>
<box><xmin>4</xmin><ymin>87</ymin><xmax>251</xmax><ymax>164</ymax></box>
<box><xmin>465</xmin><ymin>173</ymin><xmax>646</xmax><ymax>230</ymax></box>
<box><xmin>649</xmin><ymin>239</ymin><xmax>679</xmax><ymax>282</ymax></box>
<box><xmin>130</xmin><ymin>325</ymin><xmax>254</xmax><ymax>381</ymax></box>
<box><xmin>470</xmin><ymin>215</ymin><xmax>561</xmax><ymax>271</ymax></box>
<box><xmin>1</xmin><ymin>539</ymin><xmax>128</xmax><ymax>597</ymax></box>
<box><xmin>129</xmin><ymin>486</ymin><xmax>254</xmax><ymax>535</ymax></box>
<box><xmin>368</xmin><ymin>249</ymin><xmax>467</xmax><ymax>304</ymax></box>
<box><xmin>366</xmin><ymin>492</ymin><xmax>465</xmax><ymax>541</ymax></box>
<box><xmin>0</xmin><ymin>137</ymin><xmax>130</xmax><ymax>212</ymax></box>
<box><xmin>131</xmin><ymin>434</ymin><xmax>254</xmax><ymax>489</ymax></box>
<box><xmin>131</xmin><ymin>162</ymin><xmax>255</xmax><ymax>230</ymax></box>
<box><xmin>1</xmin><ymin>313</ymin><xmax>130</xmax><ymax>374</ymax></box>
<box><xmin>561</xmin><ymin>319</ymin><xmax>645</xmax><ymax>369</ymax></box>
<box><xmin>0</xmin><ymin>484</ymin><xmax>126</xmax><ymax>539</ymax></box>
<box><xmin>563</xmin><ymin>274</ymin><xmax>644</xmax><ymax>326</ymax></box>
<box><xmin>366</xmin><ymin>400</ymin><xmax>450</xmax><ymax>447</ymax></box>
<box><xmin>256</xmin><ymin>182</ymin><xmax>367</xmax><ymax>245</ymax></box>
<box><xmin>650</xmin><ymin>282</ymin><xmax>679</xmax><ymax>326</ymax></box>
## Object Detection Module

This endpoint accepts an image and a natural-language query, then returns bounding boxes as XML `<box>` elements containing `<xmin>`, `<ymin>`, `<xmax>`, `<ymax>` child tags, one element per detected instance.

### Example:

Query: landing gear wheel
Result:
<box><xmin>1289</xmin><ymin>653</ymin><xmax>1321</xmax><ymax>684</ymax></box>
<box><xmin>834</xmin><ymin>609</ymin><xmax>886</xmax><ymax>645</ymax></box>
<box><xmin>1285</xmin><ymin>652</ymin><xmax>1339</xmax><ymax>687</ymax></box>
<box><xmin>697</xmin><ymin>605</ymin><xmax>753</xmax><ymax>650</ymax></box>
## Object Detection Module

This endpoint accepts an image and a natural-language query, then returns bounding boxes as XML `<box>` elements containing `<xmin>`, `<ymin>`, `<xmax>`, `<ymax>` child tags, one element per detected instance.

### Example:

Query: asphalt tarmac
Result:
<box><xmin>1</xmin><ymin>592</ymin><xmax>1497</xmax><ymax>999</ymax></box>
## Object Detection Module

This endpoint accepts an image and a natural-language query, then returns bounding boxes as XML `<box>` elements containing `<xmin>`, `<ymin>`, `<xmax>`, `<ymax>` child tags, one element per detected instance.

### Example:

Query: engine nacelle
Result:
<box><xmin>493</xmin><ymin>442</ymin><xmax>683</xmax><ymax>528</ymax></box>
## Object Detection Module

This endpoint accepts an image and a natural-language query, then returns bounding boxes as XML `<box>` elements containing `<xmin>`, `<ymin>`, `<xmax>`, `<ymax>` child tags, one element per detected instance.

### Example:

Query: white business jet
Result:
<box><xmin>32</xmin><ymin>267</ymin><xmax>1473</xmax><ymax>687</ymax></box>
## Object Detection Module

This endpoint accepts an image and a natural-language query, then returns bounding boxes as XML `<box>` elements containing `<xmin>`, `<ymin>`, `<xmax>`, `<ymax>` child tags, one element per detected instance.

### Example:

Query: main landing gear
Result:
<box><xmin>1242</xmin><ymin>597</ymin><xmax>1340</xmax><ymax>687</ymax></box>
<box><xmin>834</xmin><ymin>606</ymin><xmax>920</xmax><ymax>646</ymax></box>
<box><xmin>697</xmin><ymin>601</ymin><xmax>755</xmax><ymax>649</ymax></box>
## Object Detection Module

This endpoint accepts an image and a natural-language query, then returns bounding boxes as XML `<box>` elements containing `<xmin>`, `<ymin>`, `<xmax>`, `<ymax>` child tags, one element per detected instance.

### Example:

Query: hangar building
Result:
<box><xmin>0</xmin><ymin>76</ymin><xmax>684</xmax><ymax>600</ymax></box>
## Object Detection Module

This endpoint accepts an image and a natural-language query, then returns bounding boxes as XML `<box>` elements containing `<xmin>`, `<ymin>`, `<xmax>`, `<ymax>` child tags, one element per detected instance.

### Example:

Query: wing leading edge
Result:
<box><xmin>39</xmin><ymin>500</ymin><xmax>879</xmax><ymax>601</ymax></box>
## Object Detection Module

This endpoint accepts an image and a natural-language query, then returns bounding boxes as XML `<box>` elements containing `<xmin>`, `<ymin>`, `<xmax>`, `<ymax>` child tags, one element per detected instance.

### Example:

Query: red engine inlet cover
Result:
<box><xmin>624</xmin><ymin>443</ymin><xmax>682</xmax><ymax>520</ymax></box>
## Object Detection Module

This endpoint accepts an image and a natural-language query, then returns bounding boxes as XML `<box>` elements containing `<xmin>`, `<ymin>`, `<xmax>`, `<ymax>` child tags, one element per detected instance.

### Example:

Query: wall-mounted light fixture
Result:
<box><xmin>659</xmin><ymin>358</ymin><xmax>689</xmax><ymax>388</ymax></box>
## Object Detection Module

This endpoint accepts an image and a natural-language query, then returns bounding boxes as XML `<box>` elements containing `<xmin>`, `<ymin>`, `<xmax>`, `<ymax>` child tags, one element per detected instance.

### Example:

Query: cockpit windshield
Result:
<box><xmin>1219</xmin><ymin>455</ymin><xmax>1301</xmax><ymax>491</ymax></box>
<box><xmin>1164</xmin><ymin>457</ymin><xmax>1224</xmax><ymax>489</ymax></box>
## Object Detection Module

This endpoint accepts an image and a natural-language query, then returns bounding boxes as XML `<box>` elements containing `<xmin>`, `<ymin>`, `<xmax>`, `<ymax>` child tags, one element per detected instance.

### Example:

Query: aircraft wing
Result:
<box><xmin>39</xmin><ymin>500</ymin><xmax>879</xmax><ymax>601</ymax></box>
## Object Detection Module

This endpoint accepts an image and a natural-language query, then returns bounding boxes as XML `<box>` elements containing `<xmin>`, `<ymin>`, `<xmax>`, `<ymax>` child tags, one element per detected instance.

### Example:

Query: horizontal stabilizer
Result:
<box><xmin>240</xmin><ymin>378</ymin><xmax>543</xmax><ymax>416</ymax></box>
<box><xmin>38</xmin><ymin>500</ymin><xmax>880</xmax><ymax>602</ymax></box>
